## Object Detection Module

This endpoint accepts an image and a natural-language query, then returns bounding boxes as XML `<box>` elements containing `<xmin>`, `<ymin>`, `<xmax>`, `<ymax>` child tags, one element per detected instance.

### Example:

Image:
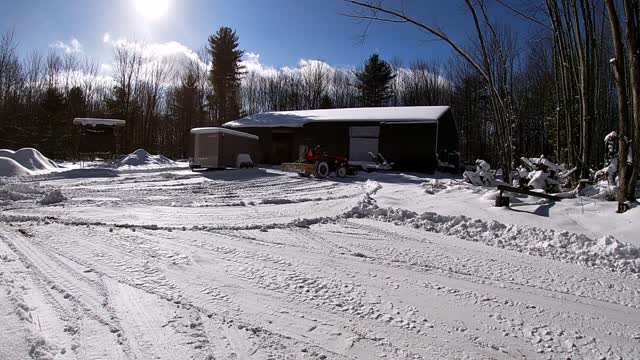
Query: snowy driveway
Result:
<box><xmin>1</xmin><ymin>167</ymin><xmax>639</xmax><ymax>359</ymax></box>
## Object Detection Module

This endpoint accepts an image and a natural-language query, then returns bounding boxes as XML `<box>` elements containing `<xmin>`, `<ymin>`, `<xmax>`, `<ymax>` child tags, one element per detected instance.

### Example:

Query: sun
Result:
<box><xmin>133</xmin><ymin>0</ymin><xmax>169</xmax><ymax>20</ymax></box>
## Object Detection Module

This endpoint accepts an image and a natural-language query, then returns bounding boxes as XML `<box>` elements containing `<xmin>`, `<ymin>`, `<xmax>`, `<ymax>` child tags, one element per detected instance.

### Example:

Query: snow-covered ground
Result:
<box><xmin>1</xmin><ymin>165</ymin><xmax>639</xmax><ymax>359</ymax></box>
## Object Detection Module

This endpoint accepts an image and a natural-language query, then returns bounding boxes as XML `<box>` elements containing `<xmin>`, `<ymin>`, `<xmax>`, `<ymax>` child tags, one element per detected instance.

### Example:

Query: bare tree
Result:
<box><xmin>343</xmin><ymin>0</ymin><xmax>518</xmax><ymax>180</ymax></box>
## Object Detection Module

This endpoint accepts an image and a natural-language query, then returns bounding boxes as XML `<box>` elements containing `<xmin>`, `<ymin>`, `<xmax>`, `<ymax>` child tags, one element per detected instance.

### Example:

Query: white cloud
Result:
<box><xmin>49</xmin><ymin>37</ymin><xmax>84</xmax><ymax>54</ymax></box>
<box><xmin>109</xmin><ymin>37</ymin><xmax>208</xmax><ymax>72</ymax></box>
<box><xmin>242</xmin><ymin>52</ymin><xmax>278</xmax><ymax>77</ymax></box>
<box><xmin>103</xmin><ymin>32</ymin><xmax>111</xmax><ymax>43</ymax></box>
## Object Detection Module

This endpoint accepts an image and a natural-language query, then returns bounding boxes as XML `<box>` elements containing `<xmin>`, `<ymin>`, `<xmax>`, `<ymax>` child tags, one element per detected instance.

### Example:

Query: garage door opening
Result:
<box><xmin>349</xmin><ymin>126</ymin><xmax>379</xmax><ymax>162</ymax></box>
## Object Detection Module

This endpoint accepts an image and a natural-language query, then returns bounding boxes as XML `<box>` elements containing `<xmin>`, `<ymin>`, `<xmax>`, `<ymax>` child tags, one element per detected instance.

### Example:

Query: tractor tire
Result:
<box><xmin>336</xmin><ymin>166</ymin><xmax>347</xmax><ymax>178</ymax></box>
<box><xmin>315</xmin><ymin>161</ymin><xmax>330</xmax><ymax>178</ymax></box>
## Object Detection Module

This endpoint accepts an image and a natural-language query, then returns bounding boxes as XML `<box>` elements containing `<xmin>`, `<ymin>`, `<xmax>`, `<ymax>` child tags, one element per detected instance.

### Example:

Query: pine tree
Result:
<box><xmin>319</xmin><ymin>94</ymin><xmax>334</xmax><ymax>109</ymax></box>
<box><xmin>40</xmin><ymin>87</ymin><xmax>66</xmax><ymax>158</ymax></box>
<box><xmin>355</xmin><ymin>54</ymin><xmax>396</xmax><ymax>107</ymax></box>
<box><xmin>208</xmin><ymin>26</ymin><xmax>245</xmax><ymax>125</ymax></box>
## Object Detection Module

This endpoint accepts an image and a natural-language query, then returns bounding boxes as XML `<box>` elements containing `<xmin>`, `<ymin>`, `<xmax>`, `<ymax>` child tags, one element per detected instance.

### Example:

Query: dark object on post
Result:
<box><xmin>495</xmin><ymin>184</ymin><xmax>562</xmax><ymax>208</ymax></box>
<box><xmin>495</xmin><ymin>195</ymin><xmax>511</xmax><ymax>207</ymax></box>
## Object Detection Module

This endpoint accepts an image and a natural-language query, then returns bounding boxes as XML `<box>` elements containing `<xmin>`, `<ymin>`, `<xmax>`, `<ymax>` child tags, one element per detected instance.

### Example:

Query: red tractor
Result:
<box><xmin>281</xmin><ymin>145</ymin><xmax>358</xmax><ymax>178</ymax></box>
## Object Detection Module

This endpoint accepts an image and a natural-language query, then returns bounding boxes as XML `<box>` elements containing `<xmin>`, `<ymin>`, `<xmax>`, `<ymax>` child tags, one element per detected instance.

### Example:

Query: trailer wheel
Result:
<box><xmin>315</xmin><ymin>161</ymin><xmax>329</xmax><ymax>178</ymax></box>
<box><xmin>336</xmin><ymin>166</ymin><xmax>347</xmax><ymax>178</ymax></box>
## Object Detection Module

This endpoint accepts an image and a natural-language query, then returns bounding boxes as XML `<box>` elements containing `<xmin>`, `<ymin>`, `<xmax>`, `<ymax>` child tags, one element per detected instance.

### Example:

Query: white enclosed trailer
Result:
<box><xmin>189</xmin><ymin>127</ymin><xmax>259</xmax><ymax>170</ymax></box>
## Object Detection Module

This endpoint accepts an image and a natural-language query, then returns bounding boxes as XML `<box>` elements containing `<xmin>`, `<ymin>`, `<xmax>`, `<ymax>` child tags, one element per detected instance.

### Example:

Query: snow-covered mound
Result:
<box><xmin>0</xmin><ymin>149</ymin><xmax>15</xmax><ymax>157</ymax></box>
<box><xmin>579</xmin><ymin>181</ymin><xmax>617</xmax><ymax>200</ymax></box>
<box><xmin>10</xmin><ymin>148</ymin><xmax>59</xmax><ymax>171</ymax></box>
<box><xmin>345</xmin><ymin>195</ymin><xmax>640</xmax><ymax>274</ymax></box>
<box><xmin>117</xmin><ymin>149</ymin><xmax>175</xmax><ymax>167</ymax></box>
<box><xmin>0</xmin><ymin>157</ymin><xmax>34</xmax><ymax>177</ymax></box>
<box><xmin>40</xmin><ymin>189</ymin><xmax>66</xmax><ymax>205</ymax></box>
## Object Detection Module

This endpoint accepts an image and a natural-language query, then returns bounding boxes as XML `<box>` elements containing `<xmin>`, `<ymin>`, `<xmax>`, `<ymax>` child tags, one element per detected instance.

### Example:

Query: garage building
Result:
<box><xmin>222</xmin><ymin>106</ymin><xmax>457</xmax><ymax>173</ymax></box>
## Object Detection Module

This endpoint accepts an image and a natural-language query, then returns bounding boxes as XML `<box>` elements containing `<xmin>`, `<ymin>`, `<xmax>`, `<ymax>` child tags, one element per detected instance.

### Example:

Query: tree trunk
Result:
<box><xmin>605</xmin><ymin>0</ymin><xmax>631</xmax><ymax>213</ymax></box>
<box><xmin>623</xmin><ymin>0</ymin><xmax>639</xmax><ymax>201</ymax></box>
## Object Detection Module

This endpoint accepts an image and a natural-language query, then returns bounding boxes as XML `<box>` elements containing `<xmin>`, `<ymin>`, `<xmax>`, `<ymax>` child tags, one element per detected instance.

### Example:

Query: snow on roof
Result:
<box><xmin>223</xmin><ymin>106</ymin><xmax>450</xmax><ymax>128</ymax></box>
<box><xmin>73</xmin><ymin>118</ymin><xmax>126</xmax><ymax>127</ymax></box>
<box><xmin>190</xmin><ymin>127</ymin><xmax>259</xmax><ymax>140</ymax></box>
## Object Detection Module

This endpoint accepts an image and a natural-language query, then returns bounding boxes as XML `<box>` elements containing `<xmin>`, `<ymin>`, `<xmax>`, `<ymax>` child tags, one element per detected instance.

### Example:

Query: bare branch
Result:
<box><xmin>337</xmin><ymin>12</ymin><xmax>408</xmax><ymax>23</ymax></box>
<box><xmin>344</xmin><ymin>0</ymin><xmax>491</xmax><ymax>83</ymax></box>
<box><xmin>495</xmin><ymin>0</ymin><xmax>554</xmax><ymax>31</ymax></box>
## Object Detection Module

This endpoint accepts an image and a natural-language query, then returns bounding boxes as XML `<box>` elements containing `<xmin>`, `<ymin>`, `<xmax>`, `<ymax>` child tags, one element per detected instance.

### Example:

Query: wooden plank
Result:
<box><xmin>496</xmin><ymin>184</ymin><xmax>562</xmax><ymax>201</ymax></box>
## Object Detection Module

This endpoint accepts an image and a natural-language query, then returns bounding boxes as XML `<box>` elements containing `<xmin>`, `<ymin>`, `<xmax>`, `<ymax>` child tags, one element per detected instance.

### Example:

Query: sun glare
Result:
<box><xmin>133</xmin><ymin>0</ymin><xmax>169</xmax><ymax>20</ymax></box>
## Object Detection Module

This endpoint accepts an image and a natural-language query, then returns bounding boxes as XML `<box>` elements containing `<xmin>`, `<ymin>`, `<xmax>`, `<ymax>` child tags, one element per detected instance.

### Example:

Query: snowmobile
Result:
<box><xmin>359</xmin><ymin>152</ymin><xmax>394</xmax><ymax>173</ymax></box>
<box><xmin>463</xmin><ymin>159</ymin><xmax>496</xmax><ymax>186</ymax></box>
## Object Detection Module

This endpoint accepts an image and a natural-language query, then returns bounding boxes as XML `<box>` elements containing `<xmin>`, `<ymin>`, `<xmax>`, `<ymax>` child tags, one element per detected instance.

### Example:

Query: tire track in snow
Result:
<box><xmin>0</xmin><ymin>226</ymin><xmax>128</xmax><ymax>359</ymax></box>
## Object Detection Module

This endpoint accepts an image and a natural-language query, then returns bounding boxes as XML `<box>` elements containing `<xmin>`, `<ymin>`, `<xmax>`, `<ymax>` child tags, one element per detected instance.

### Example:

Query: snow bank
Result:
<box><xmin>345</xmin><ymin>195</ymin><xmax>640</xmax><ymax>275</ymax></box>
<box><xmin>0</xmin><ymin>157</ymin><xmax>34</xmax><ymax>177</ymax></box>
<box><xmin>422</xmin><ymin>179</ymin><xmax>483</xmax><ymax>195</ymax></box>
<box><xmin>0</xmin><ymin>149</ymin><xmax>15</xmax><ymax>157</ymax></box>
<box><xmin>117</xmin><ymin>149</ymin><xmax>175</xmax><ymax>167</ymax></box>
<box><xmin>0</xmin><ymin>183</ymin><xmax>45</xmax><ymax>203</ymax></box>
<box><xmin>39</xmin><ymin>190</ymin><xmax>66</xmax><ymax>205</ymax></box>
<box><xmin>579</xmin><ymin>182</ymin><xmax>617</xmax><ymax>200</ymax></box>
<box><xmin>11</xmin><ymin>148</ymin><xmax>59</xmax><ymax>171</ymax></box>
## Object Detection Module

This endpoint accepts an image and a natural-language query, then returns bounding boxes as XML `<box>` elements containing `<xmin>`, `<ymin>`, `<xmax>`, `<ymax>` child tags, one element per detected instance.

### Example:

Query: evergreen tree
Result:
<box><xmin>319</xmin><ymin>94</ymin><xmax>334</xmax><ymax>109</ymax></box>
<box><xmin>354</xmin><ymin>54</ymin><xmax>395</xmax><ymax>107</ymax></box>
<box><xmin>39</xmin><ymin>87</ymin><xmax>66</xmax><ymax>158</ymax></box>
<box><xmin>208</xmin><ymin>26</ymin><xmax>245</xmax><ymax>125</ymax></box>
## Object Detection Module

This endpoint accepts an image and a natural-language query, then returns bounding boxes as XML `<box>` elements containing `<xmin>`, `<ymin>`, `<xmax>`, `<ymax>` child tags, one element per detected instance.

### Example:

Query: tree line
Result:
<box><xmin>0</xmin><ymin>27</ymin><xmax>455</xmax><ymax>160</ymax></box>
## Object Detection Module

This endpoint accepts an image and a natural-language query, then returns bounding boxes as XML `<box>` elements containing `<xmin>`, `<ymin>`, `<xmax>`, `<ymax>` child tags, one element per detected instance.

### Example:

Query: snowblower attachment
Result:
<box><xmin>281</xmin><ymin>162</ymin><xmax>316</xmax><ymax>177</ymax></box>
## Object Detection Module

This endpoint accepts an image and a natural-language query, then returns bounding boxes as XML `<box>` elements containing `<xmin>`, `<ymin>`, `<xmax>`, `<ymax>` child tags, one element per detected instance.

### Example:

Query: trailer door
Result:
<box><xmin>199</xmin><ymin>133</ymin><xmax>219</xmax><ymax>168</ymax></box>
<box><xmin>349</xmin><ymin>126</ymin><xmax>379</xmax><ymax>162</ymax></box>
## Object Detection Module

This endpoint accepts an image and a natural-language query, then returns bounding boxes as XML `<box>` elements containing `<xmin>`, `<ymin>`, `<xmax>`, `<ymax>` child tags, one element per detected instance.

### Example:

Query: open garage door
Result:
<box><xmin>349</xmin><ymin>126</ymin><xmax>379</xmax><ymax>162</ymax></box>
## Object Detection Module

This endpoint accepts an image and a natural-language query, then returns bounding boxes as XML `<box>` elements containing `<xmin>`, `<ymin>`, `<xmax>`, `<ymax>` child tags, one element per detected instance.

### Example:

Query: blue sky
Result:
<box><xmin>0</xmin><ymin>0</ymin><xmax>536</xmax><ymax>70</ymax></box>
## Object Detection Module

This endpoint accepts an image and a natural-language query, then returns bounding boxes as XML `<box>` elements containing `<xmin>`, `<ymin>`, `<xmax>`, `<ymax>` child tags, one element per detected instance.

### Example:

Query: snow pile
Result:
<box><xmin>0</xmin><ymin>157</ymin><xmax>33</xmax><ymax>177</ymax></box>
<box><xmin>10</xmin><ymin>148</ymin><xmax>59</xmax><ymax>171</ymax></box>
<box><xmin>422</xmin><ymin>179</ymin><xmax>482</xmax><ymax>195</ymax></box>
<box><xmin>579</xmin><ymin>181</ymin><xmax>617</xmax><ymax>200</ymax></box>
<box><xmin>117</xmin><ymin>149</ymin><xmax>175</xmax><ymax>167</ymax></box>
<box><xmin>0</xmin><ymin>183</ymin><xmax>45</xmax><ymax>203</ymax></box>
<box><xmin>345</xmin><ymin>195</ymin><xmax>640</xmax><ymax>274</ymax></box>
<box><xmin>364</xmin><ymin>180</ymin><xmax>382</xmax><ymax>195</ymax></box>
<box><xmin>39</xmin><ymin>190</ymin><xmax>66</xmax><ymax>205</ymax></box>
<box><xmin>0</xmin><ymin>149</ymin><xmax>15</xmax><ymax>157</ymax></box>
